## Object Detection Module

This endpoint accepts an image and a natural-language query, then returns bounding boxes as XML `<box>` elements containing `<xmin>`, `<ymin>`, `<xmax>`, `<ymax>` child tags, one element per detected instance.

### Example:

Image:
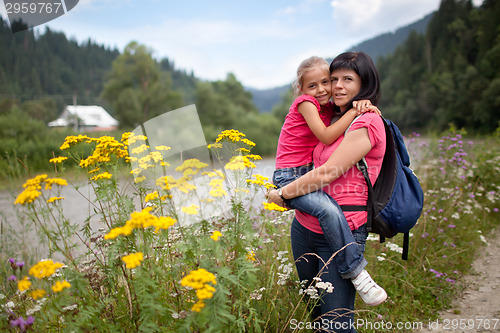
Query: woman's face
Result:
<box><xmin>330</xmin><ymin>68</ymin><xmax>362</xmax><ymax>112</ymax></box>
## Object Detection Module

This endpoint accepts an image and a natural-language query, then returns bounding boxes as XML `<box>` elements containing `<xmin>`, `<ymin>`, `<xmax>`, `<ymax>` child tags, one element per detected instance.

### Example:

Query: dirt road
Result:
<box><xmin>416</xmin><ymin>228</ymin><xmax>500</xmax><ymax>332</ymax></box>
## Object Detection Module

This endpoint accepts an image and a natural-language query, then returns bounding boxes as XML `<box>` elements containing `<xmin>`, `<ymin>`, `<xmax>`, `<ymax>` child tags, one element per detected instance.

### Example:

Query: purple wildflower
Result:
<box><xmin>9</xmin><ymin>258</ymin><xmax>17</xmax><ymax>270</ymax></box>
<box><xmin>8</xmin><ymin>275</ymin><xmax>17</xmax><ymax>281</ymax></box>
<box><xmin>448</xmin><ymin>224</ymin><xmax>456</xmax><ymax>228</ymax></box>
<box><xmin>429</xmin><ymin>268</ymin><xmax>444</xmax><ymax>278</ymax></box>
<box><xmin>10</xmin><ymin>316</ymin><xmax>35</xmax><ymax>332</ymax></box>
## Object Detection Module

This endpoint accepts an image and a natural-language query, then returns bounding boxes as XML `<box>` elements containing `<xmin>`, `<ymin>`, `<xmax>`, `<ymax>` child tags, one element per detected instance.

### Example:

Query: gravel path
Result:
<box><xmin>416</xmin><ymin>228</ymin><xmax>500</xmax><ymax>332</ymax></box>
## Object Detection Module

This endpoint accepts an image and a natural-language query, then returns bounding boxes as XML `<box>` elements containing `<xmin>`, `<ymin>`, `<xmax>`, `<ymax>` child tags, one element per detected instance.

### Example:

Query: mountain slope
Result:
<box><xmin>346</xmin><ymin>12</ymin><xmax>434</xmax><ymax>62</ymax></box>
<box><xmin>249</xmin><ymin>12</ymin><xmax>434</xmax><ymax>112</ymax></box>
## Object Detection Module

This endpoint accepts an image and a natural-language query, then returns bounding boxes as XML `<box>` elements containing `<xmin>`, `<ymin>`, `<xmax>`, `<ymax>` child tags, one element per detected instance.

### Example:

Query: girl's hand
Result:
<box><xmin>352</xmin><ymin>100</ymin><xmax>382</xmax><ymax>116</ymax></box>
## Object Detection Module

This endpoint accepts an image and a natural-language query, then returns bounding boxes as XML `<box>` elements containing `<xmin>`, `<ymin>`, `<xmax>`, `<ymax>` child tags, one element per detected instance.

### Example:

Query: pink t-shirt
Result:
<box><xmin>295</xmin><ymin>113</ymin><xmax>386</xmax><ymax>232</ymax></box>
<box><xmin>275</xmin><ymin>95</ymin><xmax>334</xmax><ymax>169</ymax></box>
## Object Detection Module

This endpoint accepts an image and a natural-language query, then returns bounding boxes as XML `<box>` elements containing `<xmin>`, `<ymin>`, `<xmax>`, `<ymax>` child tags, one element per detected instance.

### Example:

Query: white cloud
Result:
<box><xmin>330</xmin><ymin>0</ymin><xmax>438</xmax><ymax>38</ymax></box>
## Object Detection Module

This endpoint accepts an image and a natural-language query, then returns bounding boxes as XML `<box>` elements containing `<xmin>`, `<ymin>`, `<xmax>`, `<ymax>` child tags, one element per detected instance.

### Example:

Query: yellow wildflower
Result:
<box><xmin>91</xmin><ymin>172</ymin><xmax>112</xmax><ymax>181</ymax></box>
<box><xmin>14</xmin><ymin>174</ymin><xmax>46</xmax><ymax>205</ymax></box>
<box><xmin>224</xmin><ymin>156</ymin><xmax>256</xmax><ymax>170</ymax></box>
<box><xmin>246</xmin><ymin>154</ymin><xmax>262</xmax><ymax>160</ymax></box>
<box><xmin>181</xmin><ymin>268</ymin><xmax>217</xmax><ymax>311</ymax></box>
<box><xmin>59</xmin><ymin>135</ymin><xmax>90</xmax><ymax>150</ymax></box>
<box><xmin>51</xmin><ymin>280</ymin><xmax>71</xmax><ymax>292</ymax></box>
<box><xmin>181</xmin><ymin>268</ymin><xmax>217</xmax><ymax>290</ymax></box>
<box><xmin>247</xmin><ymin>174</ymin><xmax>269</xmax><ymax>186</ymax></box>
<box><xmin>44</xmin><ymin>177</ymin><xmax>68</xmax><ymax>190</ymax></box>
<box><xmin>215</xmin><ymin>129</ymin><xmax>246</xmax><ymax>143</ymax></box>
<box><xmin>88</xmin><ymin>167</ymin><xmax>100</xmax><ymax>174</ymax></box>
<box><xmin>156</xmin><ymin>175</ymin><xmax>175</xmax><ymax>190</ymax></box>
<box><xmin>122</xmin><ymin>252</ymin><xmax>144</xmax><ymax>269</ymax></box>
<box><xmin>144</xmin><ymin>191</ymin><xmax>159</xmax><ymax>202</ymax></box>
<box><xmin>29</xmin><ymin>259</ymin><xmax>64</xmax><ymax>279</ymax></box>
<box><xmin>246</xmin><ymin>251</ymin><xmax>256</xmax><ymax>262</ymax></box>
<box><xmin>17</xmin><ymin>276</ymin><xmax>31</xmax><ymax>292</ymax></box>
<box><xmin>175</xmin><ymin>159</ymin><xmax>209</xmax><ymax>177</ymax></box>
<box><xmin>14</xmin><ymin>174</ymin><xmax>69</xmax><ymax>205</ymax></box>
<box><xmin>263</xmin><ymin>202</ymin><xmax>288</xmax><ymax>212</ymax></box>
<box><xmin>121</xmin><ymin>132</ymin><xmax>147</xmax><ymax>146</ymax></box>
<box><xmin>77</xmin><ymin>136</ymin><xmax>128</xmax><ymax>168</ymax></box>
<box><xmin>196</xmin><ymin>284</ymin><xmax>216</xmax><ymax>300</ymax></box>
<box><xmin>47</xmin><ymin>196</ymin><xmax>64</xmax><ymax>203</ymax></box>
<box><xmin>182</xmin><ymin>204</ymin><xmax>199</xmax><ymax>215</ymax></box>
<box><xmin>30</xmin><ymin>289</ymin><xmax>46</xmax><ymax>300</ymax></box>
<box><xmin>131</xmin><ymin>144</ymin><xmax>150</xmax><ymax>155</ymax></box>
<box><xmin>103</xmin><ymin>227</ymin><xmax>126</xmax><ymax>240</ymax></box>
<box><xmin>209</xmin><ymin>187</ymin><xmax>228</xmax><ymax>197</ymax></box>
<box><xmin>154</xmin><ymin>216</ymin><xmax>176</xmax><ymax>233</ymax></box>
<box><xmin>241</xmin><ymin>138</ymin><xmax>256</xmax><ymax>147</ymax></box>
<box><xmin>155</xmin><ymin>145</ymin><xmax>171</xmax><ymax>151</ymax></box>
<box><xmin>210</xmin><ymin>231</ymin><xmax>222</xmax><ymax>241</ymax></box>
<box><xmin>134</xmin><ymin>176</ymin><xmax>146</xmax><ymax>183</ymax></box>
<box><xmin>104</xmin><ymin>207</ymin><xmax>176</xmax><ymax>239</ymax></box>
<box><xmin>207</xmin><ymin>143</ymin><xmax>223</xmax><ymax>149</ymax></box>
<box><xmin>49</xmin><ymin>156</ymin><xmax>68</xmax><ymax>164</ymax></box>
<box><xmin>208</xmin><ymin>178</ymin><xmax>227</xmax><ymax>197</ymax></box>
<box><xmin>175</xmin><ymin>177</ymin><xmax>197</xmax><ymax>193</ymax></box>
<box><xmin>148</xmin><ymin>151</ymin><xmax>164</xmax><ymax>163</ymax></box>
<box><xmin>14</xmin><ymin>188</ymin><xmax>41</xmax><ymax>205</ymax></box>
<box><xmin>191</xmin><ymin>300</ymin><xmax>206</xmax><ymax>312</ymax></box>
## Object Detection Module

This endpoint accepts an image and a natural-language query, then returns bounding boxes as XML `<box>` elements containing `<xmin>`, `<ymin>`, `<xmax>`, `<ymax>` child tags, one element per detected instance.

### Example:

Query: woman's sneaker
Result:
<box><xmin>351</xmin><ymin>270</ymin><xmax>387</xmax><ymax>306</ymax></box>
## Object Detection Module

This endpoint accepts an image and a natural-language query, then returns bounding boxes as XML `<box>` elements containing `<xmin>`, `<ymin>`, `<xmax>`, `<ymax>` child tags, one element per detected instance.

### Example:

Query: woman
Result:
<box><xmin>267</xmin><ymin>51</ymin><xmax>387</xmax><ymax>332</ymax></box>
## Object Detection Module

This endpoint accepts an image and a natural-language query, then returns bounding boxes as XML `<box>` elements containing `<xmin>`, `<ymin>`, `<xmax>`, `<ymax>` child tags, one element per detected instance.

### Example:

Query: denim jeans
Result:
<box><xmin>291</xmin><ymin>218</ymin><xmax>368</xmax><ymax>333</ymax></box>
<box><xmin>273</xmin><ymin>166</ymin><xmax>367</xmax><ymax>278</ymax></box>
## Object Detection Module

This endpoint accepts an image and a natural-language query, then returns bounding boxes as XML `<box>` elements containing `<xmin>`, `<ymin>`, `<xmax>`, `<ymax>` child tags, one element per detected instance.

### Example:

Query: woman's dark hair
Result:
<box><xmin>329</xmin><ymin>51</ymin><xmax>380</xmax><ymax>111</ymax></box>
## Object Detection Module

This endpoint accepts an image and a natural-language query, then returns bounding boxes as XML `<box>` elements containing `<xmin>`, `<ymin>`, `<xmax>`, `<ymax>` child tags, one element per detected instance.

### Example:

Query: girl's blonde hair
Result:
<box><xmin>293</xmin><ymin>56</ymin><xmax>330</xmax><ymax>97</ymax></box>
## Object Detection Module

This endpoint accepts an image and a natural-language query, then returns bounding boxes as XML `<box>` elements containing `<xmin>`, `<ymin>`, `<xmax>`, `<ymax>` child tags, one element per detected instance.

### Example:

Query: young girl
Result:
<box><xmin>271</xmin><ymin>56</ymin><xmax>386</xmax><ymax>306</ymax></box>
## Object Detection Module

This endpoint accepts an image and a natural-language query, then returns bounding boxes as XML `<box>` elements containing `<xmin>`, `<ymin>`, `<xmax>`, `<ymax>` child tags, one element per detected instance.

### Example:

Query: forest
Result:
<box><xmin>0</xmin><ymin>0</ymin><xmax>499</xmax><ymax>174</ymax></box>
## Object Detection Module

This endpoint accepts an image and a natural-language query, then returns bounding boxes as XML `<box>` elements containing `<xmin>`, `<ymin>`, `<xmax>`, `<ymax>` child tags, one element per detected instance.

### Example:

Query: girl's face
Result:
<box><xmin>330</xmin><ymin>68</ymin><xmax>362</xmax><ymax>112</ymax></box>
<box><xmin>299</xmin><ymin>67</ymin><xmax>332</xmax><ymax>106</ymax></box>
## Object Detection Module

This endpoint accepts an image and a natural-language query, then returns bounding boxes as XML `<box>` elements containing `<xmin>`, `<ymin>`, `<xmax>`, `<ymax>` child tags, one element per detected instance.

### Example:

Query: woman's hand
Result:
<box><xmin>266</xmin><ymin>189</ymin><xmax>286</xmax><ymax>207</ymax></box>
<box><xmin>352</xmin><ymin>100</ymin><xmax>382</xmax><ymax>116</ymax></box>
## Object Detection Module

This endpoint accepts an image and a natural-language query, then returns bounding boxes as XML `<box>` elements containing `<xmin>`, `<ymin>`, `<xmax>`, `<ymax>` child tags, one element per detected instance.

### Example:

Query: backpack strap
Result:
<box><xmin>355</xmin><ymin>158</ymin><xmax>375</xmax><ymax>236</ymax></box>
<box><xmin>402</xmin><ymin>232</ymin><xmax>409</xmax><ymax>260</ymax></box>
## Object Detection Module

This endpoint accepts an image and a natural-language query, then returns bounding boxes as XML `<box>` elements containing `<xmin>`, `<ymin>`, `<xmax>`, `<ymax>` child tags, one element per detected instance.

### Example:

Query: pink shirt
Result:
<box><xmin>275</xmin><ymin>95</ymin><xmax>334</xmax><ymax>169</ymax></box>
<box><xmin>295</xmin><ymin>113</ymin><xmax>386</xmax><ymax>232</ymax></box>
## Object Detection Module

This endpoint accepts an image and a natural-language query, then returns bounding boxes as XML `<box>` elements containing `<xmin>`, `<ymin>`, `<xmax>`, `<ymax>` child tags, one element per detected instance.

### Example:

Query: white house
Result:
<box><xmin>48</xmin><ymin>105</ymin><xmax>119</xmax><ymax>132</ymax></box>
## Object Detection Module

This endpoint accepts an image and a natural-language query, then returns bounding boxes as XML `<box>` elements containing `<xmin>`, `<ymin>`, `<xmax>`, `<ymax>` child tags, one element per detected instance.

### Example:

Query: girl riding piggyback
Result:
<box><xmin>271</xmin><ymin>56</ymin><xmax>387</xmax><ymax>306</ymax></box>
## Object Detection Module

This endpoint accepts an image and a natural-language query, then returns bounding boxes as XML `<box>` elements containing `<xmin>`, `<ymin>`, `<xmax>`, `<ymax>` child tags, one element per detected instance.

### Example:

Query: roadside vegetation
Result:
<box><xmin>0</xmin><ymin>125</ymin><xmax>498</xmax><ymax>332</ymax></box>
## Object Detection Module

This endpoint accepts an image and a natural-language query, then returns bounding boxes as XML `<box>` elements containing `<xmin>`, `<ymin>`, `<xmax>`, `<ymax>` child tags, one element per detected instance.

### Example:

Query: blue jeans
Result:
<box><xmin>273</xmin><ymin>166</ymin><xmax>367</xmax><ymax>278</ymax></box>
<box><xmin>291</xmin><ymin>218</ymin><xmax>368</xmax><ymax>333</ymax></box>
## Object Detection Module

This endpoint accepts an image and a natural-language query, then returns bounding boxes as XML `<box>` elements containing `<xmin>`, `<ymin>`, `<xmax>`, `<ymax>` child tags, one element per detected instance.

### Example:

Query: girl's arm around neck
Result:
<box><xmin>298</xmin><ymin>101</ymin><xmax>357</xmax><ymax>145</ymax></box>
<box><xmin>267</xmin><ymin>127</ymin><xmax>372</xmax><ymax>204</ymax></box>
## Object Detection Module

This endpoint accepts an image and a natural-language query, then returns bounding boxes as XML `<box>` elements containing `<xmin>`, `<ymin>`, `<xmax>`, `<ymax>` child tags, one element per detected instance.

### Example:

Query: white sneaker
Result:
<box><xmin>351</xmin><ymin>270</ymin><xmax>387</xmax><ymax>306</ymax></box>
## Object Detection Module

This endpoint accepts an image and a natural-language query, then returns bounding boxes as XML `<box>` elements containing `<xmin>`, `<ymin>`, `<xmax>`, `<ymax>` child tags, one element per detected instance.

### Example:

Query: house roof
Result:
<box><xmin>48</xmin><ymin>105</ymin><xmax>119</xmax><ymax>128</ymax></box>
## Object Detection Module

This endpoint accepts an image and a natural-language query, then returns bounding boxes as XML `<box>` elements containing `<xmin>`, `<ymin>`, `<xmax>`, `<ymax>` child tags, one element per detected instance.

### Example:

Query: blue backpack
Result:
<box><xmin>341</xmin><ymin>116</ymin><xmax>424</xmax><ymax>260</ymax></box>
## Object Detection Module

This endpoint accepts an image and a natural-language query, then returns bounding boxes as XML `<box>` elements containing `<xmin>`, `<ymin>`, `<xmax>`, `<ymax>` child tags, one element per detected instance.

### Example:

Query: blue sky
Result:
<box><xmin>1</xmin><ymin>0</ymin><xmax>484</xmax><ymax>89</ymax></box>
